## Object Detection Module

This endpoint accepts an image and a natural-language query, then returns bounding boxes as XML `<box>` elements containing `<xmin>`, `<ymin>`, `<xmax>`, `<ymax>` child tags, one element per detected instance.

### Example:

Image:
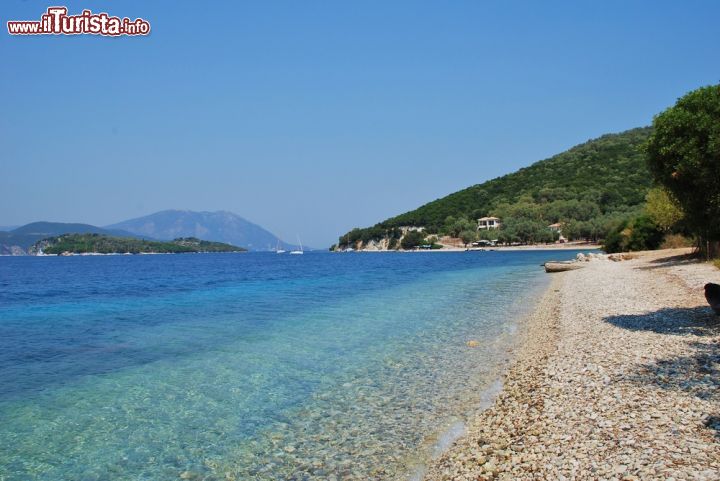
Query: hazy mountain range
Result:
<box><xmin>0</xmin><ymin>211</ymin><xmax>300</xmax><ymax>255</ymax></box>
<box><xmin>107</xmin><ymin>210</ymin><xmax>300</xmax><ymax>251</ymax></box>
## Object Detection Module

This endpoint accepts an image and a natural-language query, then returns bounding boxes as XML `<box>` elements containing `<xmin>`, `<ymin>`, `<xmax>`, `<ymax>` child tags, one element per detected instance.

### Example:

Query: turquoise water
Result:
<box><xmin>0</xmin><ymin>250</ymin><xmax>581</xmax><ymax>480</ymax></box>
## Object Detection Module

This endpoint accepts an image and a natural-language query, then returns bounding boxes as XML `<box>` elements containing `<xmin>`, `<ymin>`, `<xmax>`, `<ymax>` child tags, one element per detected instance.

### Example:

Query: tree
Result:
<box><xmin>625</xmin><ymin>216</ymin><xmax>664</xmax><ymax>252</ymax></box>
<box><xmin>644</xmin><ymin>187</ymin><xmax>684</xmax><ymax>232</ymax></box>
<box><xmin>445</xmin><ymin>217</ymin><xmax>476</xmax><ymax>237</ymax></box>
<box><xmin>500</xmin><ymin>218</ymin><xmax>551</xmax><ymax>245</ymax></box>
<box><xmin>477</xmin><ymin>229</ymin><xmax>497</xmax><ymax>241</ymax></box>
<box><xmin>646</xmin><ymin>84</ymin><xmax>720</xmax><ymax>256</ymax></box>
<box><xmin>400</xmin><ymin>230</ymin><xmax>426</xmax><ymax>250</ymax></box>
<box><xmin>544</xmin><ymin>199</ymin><xmax>601</xmax><ymax>223</ymax></box>
<box><xmin>443</xmin><ymin>216</ymin><xmax>457</xmax><ymax>235</ymax></box>
<box><xmin>493</xmin><ymin>197</ymin><xmax>542</xmax><ymax>222</ymax></box>
<box><xmin>603</xmin><ymin>215</ymin><xmax>664</xmax><ymax>253</ymax></box>
<box><xmin>603</xmin><ymin>221</ymin><xmax>627</xmax><ymax>253</ymax></box>
<box><xmin>459</xmin><ymin>229</ymin><xmax>477</xmax><ymax>247</ymax></box>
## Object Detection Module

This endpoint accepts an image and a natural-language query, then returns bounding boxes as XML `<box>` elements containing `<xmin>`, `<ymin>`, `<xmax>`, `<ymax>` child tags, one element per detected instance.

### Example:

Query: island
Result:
<box><xmin>31</xmin><ymin>234</ymin><xmax>246</xmax><ymax>255</ymax></box>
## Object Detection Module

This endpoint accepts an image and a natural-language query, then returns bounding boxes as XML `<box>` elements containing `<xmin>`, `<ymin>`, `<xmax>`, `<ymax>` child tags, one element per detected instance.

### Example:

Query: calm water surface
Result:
<box><xmin>0</xmin><ymin>250</ymin><xmax>583</xmax><ymax>480</ymax></box>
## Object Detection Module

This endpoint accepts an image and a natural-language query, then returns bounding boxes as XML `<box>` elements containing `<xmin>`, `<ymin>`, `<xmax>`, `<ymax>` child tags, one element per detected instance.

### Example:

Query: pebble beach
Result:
<box><xmin>426</xmin><ymin>248</ymin><xmax>720</xmax><ymax>480</ymax></box>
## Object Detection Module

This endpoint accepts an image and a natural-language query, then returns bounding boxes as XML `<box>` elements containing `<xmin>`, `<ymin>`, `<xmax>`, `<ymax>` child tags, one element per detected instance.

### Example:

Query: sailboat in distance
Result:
<box><xmin>275</xmin><ymin>239</ymin><xmax>286</xmax><ymax>254</ymax></box>
<box><xmin>289</xmin><ymin>236</ymin><xmax>304</xmax><ymax>255</ymax></box>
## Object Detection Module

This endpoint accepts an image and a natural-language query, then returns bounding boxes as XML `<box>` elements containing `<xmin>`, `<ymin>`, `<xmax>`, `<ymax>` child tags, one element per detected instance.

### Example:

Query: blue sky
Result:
<box><xmin>1</xmin><ymin>1</ymin><xmax>718</xmax><ymax>247</ymax></box>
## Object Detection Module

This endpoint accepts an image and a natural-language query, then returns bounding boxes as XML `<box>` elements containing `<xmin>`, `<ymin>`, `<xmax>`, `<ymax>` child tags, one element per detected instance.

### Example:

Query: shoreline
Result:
<box><xmin>407</xmin><ymin>273</ymin><xmax>562</xmax><ymax>481</ymax></box>
<box><xmin>342</xmin><ymin>242</ymin><xmax>602</xmax><ymax>253</ymax></box>
<box><xmin>425</xmin><ymin>248</ymin><xmax>720</xmax><ymax>480</ymax></box>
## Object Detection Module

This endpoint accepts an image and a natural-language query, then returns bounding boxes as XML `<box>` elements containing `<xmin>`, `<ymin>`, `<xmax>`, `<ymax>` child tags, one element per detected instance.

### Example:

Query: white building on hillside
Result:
<box><xmin>548</xmin><ymin>222</ymin><xmax>567</xmax><ymax>242</ymax></box>
<box><xmin>399</xmin><ymin>226</ymin><xmax>425</xmax><ymax>234</ymax></box>
<box><xmin>477</xmin><ymin>216</ymin><xmax>501</xmax><ymax>230</ymax></box>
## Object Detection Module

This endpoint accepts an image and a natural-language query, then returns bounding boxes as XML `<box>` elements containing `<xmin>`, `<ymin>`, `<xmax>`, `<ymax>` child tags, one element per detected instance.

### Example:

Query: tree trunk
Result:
<box><xmin>698</xmin><ymin>237</ymin><xmax>720</xmax><ymax>259</ymax></box>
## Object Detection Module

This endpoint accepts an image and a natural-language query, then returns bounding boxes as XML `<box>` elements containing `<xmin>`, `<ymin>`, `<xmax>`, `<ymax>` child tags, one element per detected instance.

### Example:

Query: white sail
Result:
<box><xmin>289</xmin><ymin>236</ymin><xmax>303</xmax><ymax>255</ymax></box>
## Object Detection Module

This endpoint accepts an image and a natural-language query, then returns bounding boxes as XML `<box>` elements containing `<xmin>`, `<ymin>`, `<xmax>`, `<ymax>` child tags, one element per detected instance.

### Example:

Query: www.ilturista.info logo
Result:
<box><xmin>7</xmin><ymin>6</ymin><xmax>150</xmax><ymax>36</ymax></box>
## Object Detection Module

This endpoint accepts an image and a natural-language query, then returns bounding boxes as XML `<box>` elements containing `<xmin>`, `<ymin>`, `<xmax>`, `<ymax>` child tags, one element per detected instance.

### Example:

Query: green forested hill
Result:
<box><xmin>33</xmin><ymin>234</ymin><xmax>246</xmax><ymax>255</ymax></box>
<box><xmin>0</xmin><ymin>222</ymin><xmax>145</xmax><ymax>251</ymax></box>
<box><xmin>338</xmin><ymin>127</ymin><xmax>654</xmax><ymax>247</ymax></box>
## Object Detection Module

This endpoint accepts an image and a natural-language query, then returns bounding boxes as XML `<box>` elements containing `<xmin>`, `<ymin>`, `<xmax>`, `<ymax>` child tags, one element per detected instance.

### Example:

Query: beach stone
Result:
<box><xmin>424</xmin><ymin>248</ymin><xmax>720</xmax><ymax>481</ymax></box>
<box><xmin>466</xmin><ymin>340</ymin><xmax>480</xmax><ymax>348</ymax></box>
<box><xmin>482</xmin><ymin>461</ymin><xmax>496</xmax><ymax>473</ymax></box>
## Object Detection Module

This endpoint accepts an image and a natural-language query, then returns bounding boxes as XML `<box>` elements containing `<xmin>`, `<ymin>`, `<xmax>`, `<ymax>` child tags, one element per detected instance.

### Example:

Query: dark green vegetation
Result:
<box><xmin>646</xmin><ymin>84</ymin><xmax>720</xmax><ymax>258</ymax></box>
<box><xmin>400</xmin><ymin>231</ymin><xmax>427</xmax><ymax>250</ymax></box>
<box><xmin>35</xmin><ymin>234</ymin><xmax>245</xmax><ymax>255</ymax></box>
<box><xmin>0</xmin><ymin>222</ymin><xmax>143</xmax><ymax>252</ymax></box>
<box><xmin>338</xmin><ymin>127</ymin><xmax>654</xmax><ymax>249</ymax></box>
<box><xmin>603</xmin><ymin>215</ymin><xmax>664</xmax><ymax>253</ymax></box>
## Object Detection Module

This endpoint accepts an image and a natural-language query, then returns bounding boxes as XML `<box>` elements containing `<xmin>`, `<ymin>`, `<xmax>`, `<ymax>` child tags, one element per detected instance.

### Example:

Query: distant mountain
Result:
<box><xmin>106</xmin><ymin>210</ymin><xmax>297</xmax><ymax>251</ymax></box>
<box><xmin>0</xmin><ymin>222</ymin><xmax>143</xmax><ymax>255</ymax></box>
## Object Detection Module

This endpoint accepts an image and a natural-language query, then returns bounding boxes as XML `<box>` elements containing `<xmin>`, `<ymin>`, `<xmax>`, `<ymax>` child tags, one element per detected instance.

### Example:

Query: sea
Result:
<box><xmin>0</xmin><ymin>249</ymin><xmax>583</xmax><ymax>480</ymax></box>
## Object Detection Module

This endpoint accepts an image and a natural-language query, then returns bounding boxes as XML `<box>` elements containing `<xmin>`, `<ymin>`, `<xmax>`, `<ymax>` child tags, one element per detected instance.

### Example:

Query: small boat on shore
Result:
<box><xmin>544</xmin><ymin>261</ymin><xmax>584</xmax><ymax>273</ymax></box>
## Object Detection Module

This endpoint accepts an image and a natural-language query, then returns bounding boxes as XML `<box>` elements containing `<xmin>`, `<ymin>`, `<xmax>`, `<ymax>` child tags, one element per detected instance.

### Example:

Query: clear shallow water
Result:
<box><xmin>0</xmin><ymin>250</ymin><xmax>582</xmax><ymax>480</ymax></box>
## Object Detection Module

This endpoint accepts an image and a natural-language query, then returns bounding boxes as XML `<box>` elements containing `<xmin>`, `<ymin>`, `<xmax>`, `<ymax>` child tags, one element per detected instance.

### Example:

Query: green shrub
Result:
<box><xmin>625</xmin><ymin>216</ymin><xmax>664</xmax><ymax>251</ymax></box>
<box><xmin>400</xmin><ymin>230</ymin><xmax>426</xmax><ymax>249</ymax></box>
<box><xmin>459</xmin><ymin>230</ymin><xmax>477</xmax><ymax>246</ymax></box>
<box><xmin>603</xmin><ymin>216</ymin><xmax>664</xmax><ymax>253</ymax></box>
<box><xmin>603</xmin><ymin>222</ymin><xmax>627</xmax><ymax>253</ymax></box>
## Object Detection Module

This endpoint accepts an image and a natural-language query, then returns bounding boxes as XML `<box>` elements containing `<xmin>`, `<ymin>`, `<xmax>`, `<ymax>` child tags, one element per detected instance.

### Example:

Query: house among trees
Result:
<box><xmin>399</xmin><ymin>226</ymin><xmax>425</xmax><ymax>234</ymax></box>
<box><xmin>477</xmin><ymin>216</ymin><xmax>501</xmax><ymax>230</ymax></box>
<box><xmin>548</xmin><ymin>222</ymin><xmax>567</xmax><ymax>242</ymax></box>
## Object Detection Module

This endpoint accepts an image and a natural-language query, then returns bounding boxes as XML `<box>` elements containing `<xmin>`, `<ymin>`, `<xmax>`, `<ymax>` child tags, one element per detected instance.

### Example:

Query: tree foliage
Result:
<box><xmin>445</xmin><ymin>216</ymin><xmax>477</xmax><ymax>237</ymax></box>
<box><xmin>603</xmin><ymin>216</ymin><xmax>664</xmax><ymax>253</ymax></box>
<box><xmin>400</xmin><ymin>230</ymin><xmax>426</xmax><ymax>250</ymax></box>
<box><xmin>644</xmin><ymin>187</ymin><xmax>684</xmax><ymax>232</ymax></box>
<box><xmin>459</xmin><ymin>229</ymin><xmax>477</xmax><ymax>246</ymax></box>
<box><xmin>646</xmin><ymin>84</ymin><xmax>720</xmax><ymax>249</ymax></box>
<box><xmin>496</xmin><ymin>218</ymin><xmax>558</xmax><ymax>245</ymax></box>
<box><xmin>35</xmin><ymin>234</ymin><xmax>245</xmax><ymax>254</ymax></box>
